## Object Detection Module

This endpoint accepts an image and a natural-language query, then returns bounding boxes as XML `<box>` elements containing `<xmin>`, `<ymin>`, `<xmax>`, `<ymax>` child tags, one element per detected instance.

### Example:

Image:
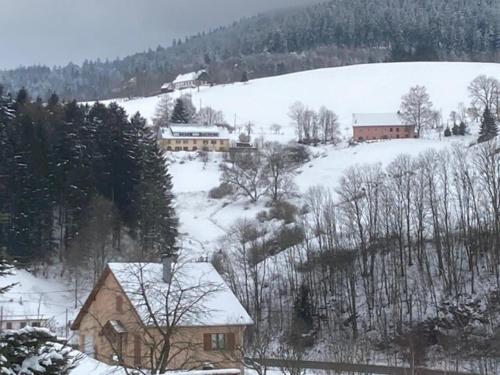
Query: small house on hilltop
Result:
<box><xmin>158</xmin><ymin>124</ymin><xmax>230</xmax><ymax>152</ymax></box>
<box><xmin>71</xmin><ymin>255</ymin><xmax>252</xmax><ymax>371</ymax></box>
<box><xmin>353</xmin><ymin>113</ymin><xmax>416</xmax><ymax>141</ymax></box>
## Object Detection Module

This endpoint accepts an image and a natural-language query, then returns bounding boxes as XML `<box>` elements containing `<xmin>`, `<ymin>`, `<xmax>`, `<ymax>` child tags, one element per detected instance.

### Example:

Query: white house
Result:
<box><xmin>158</xmin><ymin>124</ymin><xmax>230</xmax><ymax>152</ymax></box>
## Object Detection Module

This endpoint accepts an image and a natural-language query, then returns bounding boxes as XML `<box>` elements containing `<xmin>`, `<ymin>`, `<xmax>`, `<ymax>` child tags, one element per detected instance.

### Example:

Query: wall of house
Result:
<box><xmin>159</xmin><ymin>138</ymin><xmax>230</xmax><ymax>152</ymax></box>
<box><xmin>353</xmin><ymin>125</ymin><xmax>416</xmax><ymax>141</ymax></box>
<box><xmin>74</xmin><ymin>272</ymin><xmax>246</xmax><ymax>371</ymax></box>
<box><xmin>0</xmin><ymin>319</ymin><xmax>48</xmax><ymax>330</ymax></box>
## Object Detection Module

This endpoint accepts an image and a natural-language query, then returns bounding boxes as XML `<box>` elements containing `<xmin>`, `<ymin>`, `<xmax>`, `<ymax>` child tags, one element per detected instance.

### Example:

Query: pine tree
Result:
<box><xmin>478</xmin><ymin>107</ymin><xmax>498</xmax><ymax>143</ymax></box>
<box><xmin>0</xmin><ymin>328</ymin><xmax>79</xmax><ymax>374</ymax></box>
<box><xmin>170</xmin><ymin>98</ymin><xmax>190</xmax><ymax>124</ymax></box>
<box><xmin>444</xmin><ymin>126</ymin><xmax>452</xmax><ymax>137</ymax></box>
<box><xmin>451</xmin><ymin>123</ymin><xmax>459</xmax><ymax>136</ymax></box>
<box><xmin>131</xmin><ymin>113</ymin><xmax>178</xmax><ymax>258</ymax></box>
<box><xmin>458</xmin><ymin>121</ymin><xmax>467</xmax><ymax>135</ymax></box>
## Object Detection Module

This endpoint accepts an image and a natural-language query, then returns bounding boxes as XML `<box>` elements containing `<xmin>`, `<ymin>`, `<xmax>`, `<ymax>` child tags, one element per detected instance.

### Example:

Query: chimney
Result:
<box><xmin>161</xmin><ymin>253</ymin><xmax>174</xmax><ymax>283</ymax></box>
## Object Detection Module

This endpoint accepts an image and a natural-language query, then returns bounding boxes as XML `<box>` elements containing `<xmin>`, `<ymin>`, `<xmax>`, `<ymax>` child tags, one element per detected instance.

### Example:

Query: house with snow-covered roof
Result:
<box><xmin>352</xmin><ymin>113</ymin><xmax>417</xmax><ymax>141</ymax></box>
<box><xmin>158</xmin><ymin>124</ymin><xmax>230</xmax><ymax>152</ymax></box>
<box><xmin>71</xmin><ymin>255</ymin><xmax>252</xmax><ymax>371</ymax></box>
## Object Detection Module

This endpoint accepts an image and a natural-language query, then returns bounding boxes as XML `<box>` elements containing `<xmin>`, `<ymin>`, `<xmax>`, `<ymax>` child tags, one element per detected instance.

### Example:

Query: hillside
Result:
<box><xmin>110</xmin><ymin>62</ymin><xmax>500</xmax><ymax>139</ymax></box>
<box><xmin>1</xmin><ymin>0</ymin><xmax>498</xmax><ymax>101</ymax></box>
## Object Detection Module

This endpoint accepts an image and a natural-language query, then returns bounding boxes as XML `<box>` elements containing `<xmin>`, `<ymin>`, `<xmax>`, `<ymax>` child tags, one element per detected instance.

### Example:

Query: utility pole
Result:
<box><xmin>65</xmin><ymin>308</ymin><xmax>68</xmax><ymax>338</ymax></box>
<box><xmin>74</xmin><ymin>278</ymin><xmax>78</xmax><ymax>309</ymax></box>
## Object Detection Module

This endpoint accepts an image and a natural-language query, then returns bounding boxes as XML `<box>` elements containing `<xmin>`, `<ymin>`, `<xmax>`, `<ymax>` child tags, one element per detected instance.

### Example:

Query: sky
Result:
<box><xmin>0</xmin><ymin>0</ymin><xmax>322</xmax><ymax>70</ymax></box>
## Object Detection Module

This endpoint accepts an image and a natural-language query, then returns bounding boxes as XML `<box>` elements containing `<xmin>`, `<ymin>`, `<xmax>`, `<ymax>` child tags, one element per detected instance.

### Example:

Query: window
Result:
<box><xmin>6</xmin><ymin>322</ymin><xmax>12</xmax><ymax>329</ymax></box>
<box><xmin>203</xmin><ymin>140</ymin><xmax>209</xmax><ymax>145</ymax></box>
<box><xmin>166</xmin><ymin>140</ymin><xmax>171</xmax><ymax>144</ymax></box>
<box><xmin>176</xmin><ymin>140</ymin><xmax>181</xmax><ymax>144</ymax></box>
<box><xmin>211</xmin><ymin>140</ymin><xmax>217</xmax><ymax>145</ymax></box>
<box><xmin>183</xmin><ymin>140</ymin><xmax>189</xmax><ymax>144</ymax></box>
<box><xmin>193</xmin><ymin>140</ymin><xmax>197</xmax><ymax>144</ymax></box>
<box><xmin>183</xmin><ymin>147</ymin><xmax>189</xmax><ymax>151</ymax></box>
<box><xmin>211</xmin><ymin>333</ymin><xmax>226</xmax><ymax>350</ymax></box>
<box><xmin>31</xmin><ymin>322</ymin><xmax>41</xmax><ymax>327</ymax></box>
<box><xmin>175</xmin><ymin>147</ymin><xmax>181</xmax><ymax>151</ymax></box>
<box><xmin>20</xmin><ymin>322</ymin><xmax>27</xmax><ymax>328</ymax></box>
<box><xmin>220</xmin><ymin>140</ymin><xmax>224</xmax><ymax>144</ymax></box>
<box><xmin>396</xmin><ymin>128</ymin><xmax>400</xmax><ymax>132</ymax></box>
<box><xmin>390</xmin><ymin>128</ymin><xmax>393</xmax><ymax>132</ymax></box>
<box><xmin>116</xmin><ymin>295</ymin><xmax>123</xmax><ymax>313</ymax></box>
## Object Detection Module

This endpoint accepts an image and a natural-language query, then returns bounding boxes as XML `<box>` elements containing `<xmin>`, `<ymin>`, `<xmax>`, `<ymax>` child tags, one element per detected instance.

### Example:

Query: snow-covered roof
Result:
<box><xmin>353</xmin><ymin>113</ymin><xmax>411</xmax><ymax>127</ymax></box>
<box><xmin>160</xmin><ymin>124</ymin><xmax>228</xmax><ymax>140</ymax></box>
<box><xmin>161</xmin><ymin>82</ymin><xmax>174</xmax><ymax>89</ymax></box>
<box><xmin>173</xmin><ymin>70</ymin><xmax>207</xmax><ymax>84</ymax></box>
<box><xmin>108</xmin><ymin>262</ymin><xmax>253</xmax><ymax>327</ymax></box>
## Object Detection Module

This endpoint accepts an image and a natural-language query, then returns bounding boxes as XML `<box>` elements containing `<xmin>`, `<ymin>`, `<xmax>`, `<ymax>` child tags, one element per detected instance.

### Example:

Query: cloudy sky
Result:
<box><xmin>0</xmin><ymin>0</ymin><xmax>322</xmax><ymax>69</ymax></box>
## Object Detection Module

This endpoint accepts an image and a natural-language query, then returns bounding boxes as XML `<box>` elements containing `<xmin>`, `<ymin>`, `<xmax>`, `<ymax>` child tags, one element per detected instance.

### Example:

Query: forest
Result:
<box><xmin>215</xmin><ymin>139</ymin><xmax>500</xmax><ymax>372</ymax></box>
<box><xmin>0</xmin><ymin>0</ymin><xmax>498</xmax><ymax>101</ymax></box>
<box><xmin>0</xmin><ymin>86</ymin><xmax>177</xmax><ymax>280</ymax></box>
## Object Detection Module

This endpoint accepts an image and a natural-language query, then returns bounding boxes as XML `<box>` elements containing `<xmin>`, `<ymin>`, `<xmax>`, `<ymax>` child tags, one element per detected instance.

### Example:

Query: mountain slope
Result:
<box><xmin>109</xmin><ymin>61</ymin><xmax>500</xmax><ymax>139</ymax></box>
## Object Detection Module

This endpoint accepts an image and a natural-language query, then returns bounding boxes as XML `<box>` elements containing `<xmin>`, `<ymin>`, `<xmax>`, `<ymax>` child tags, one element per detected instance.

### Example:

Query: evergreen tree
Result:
<box><xmin>290</xmin><ymin>283</ymin><xmax>314</xmax><ymax>348</ymax></box>
<box><xmin>0</xmin><ymin>328</ymin><xmax>79</xmax><ymax>374</ymax></box>
<box><xmin>458</xmin><ymin>121</ymin><xmax>467</xmax><ymax>135</ymax></box>
<box><xmin>170</xmin><ymin>98</ymin><xmax>191</xmax><ymax>123</ymax></box>
<box><xmin>444</xmin><ymin>126</ymin><xmax>452</xmax><ymax>137</ymax></box>
<box><xmin>131</xmin><ymin>113</ymin><xmax>178</xmax><ymax>257</ymax></box>
<box><xmin>451</xmin><ymin>123</ymin><xmax>459</xmax><ymax>136</ymax></box>
<box><xmin>478</xmin><ymin>107</ymin><xmax>498</xmax><ymax>143</ymax></box>
<box><xmin>241</xmin><ymin>71</ymin><xmax>249</xmax><ymax>83</ymax></box>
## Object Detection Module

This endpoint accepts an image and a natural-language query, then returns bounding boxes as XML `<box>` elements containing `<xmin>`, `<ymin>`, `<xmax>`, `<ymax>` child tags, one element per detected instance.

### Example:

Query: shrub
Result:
<box><xmin>208</xmin><ymin>182</ymin><xmax>234</xmax><ymax>199</ymax></box>
<box><xmin>269</xmin><ymin>201</ymin><xmax>298</xmax><ymax>224</ymax></box>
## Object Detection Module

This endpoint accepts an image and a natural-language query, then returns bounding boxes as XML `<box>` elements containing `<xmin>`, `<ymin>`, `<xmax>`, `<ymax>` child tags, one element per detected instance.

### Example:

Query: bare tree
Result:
<box><xmin>270</xmin><ymin>123</ymin><xmax>282</xmax><ymax>135</ymax></box>
<box><xmin>197</xmin><ymin>106</ymin><xmax>225</xmax><ymax>125</ymax></box>
<box><xmin>288</xmin><ymin>102</ymin><xmax>306</xmax><ymax>142</ymax></box>
<box><xmin>152</xmin><ymin>95</ymin><xmax>173</xmax><ymax>132</ymax></box>
<box><xmin>318</xmin><ymin>106</ymin><xmax>340</xmax><ymax>144</ymax></box>
<box><xmin>220</xmin><ymin>152</ymin><xmax>269</xmax><ymax>202</ymax></box>
<box><xmin>400</xmin><ymin>85</ymin><xmax>435</xmax><ymax>137</ymax></box>
<box><xmin>468</xmin><ymin>75</ymin><xmax>500</xmax><ymax>120</ymax></box>
<box><xmin>262</xmin><ymin>142</ymin><xmax>297</xmax><ymax>202</ymax></box>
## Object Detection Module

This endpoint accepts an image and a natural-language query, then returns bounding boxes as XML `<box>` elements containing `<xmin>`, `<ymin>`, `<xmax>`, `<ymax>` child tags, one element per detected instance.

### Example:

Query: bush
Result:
<box><xmin>269</xmin><ymin>201</ymin><xmax>298</xmax><ymax>224</ymax></box>
<box><xmin>208</xmin><ymin>182</ymin><xmax>234</xmax><ymax>199</ymax></box>
<box><xmin>284</xmin><ymin>144</ymin><xmax>309</xmax><ymax>164</ymax></box>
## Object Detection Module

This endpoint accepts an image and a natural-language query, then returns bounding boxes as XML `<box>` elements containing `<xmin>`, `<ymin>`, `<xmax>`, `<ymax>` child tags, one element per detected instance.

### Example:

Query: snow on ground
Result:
<box><xmin>0</xmin><ymin>268</ymin><xmax>77</xmax><ymax>333</ymax></box>
<box><xmin>6</xmin><ymin>62</ymin><xmax>496</xmax><ymax>339</ymax></box>
<box><xmin>105</xmin><ymin>62</ymin><xmax>500</xmax><ymax>141</ymax></box>
<box><xmin>295</xmin><ymin>136</ymin><xmax>474</xmax><ymax>194</ymax></box>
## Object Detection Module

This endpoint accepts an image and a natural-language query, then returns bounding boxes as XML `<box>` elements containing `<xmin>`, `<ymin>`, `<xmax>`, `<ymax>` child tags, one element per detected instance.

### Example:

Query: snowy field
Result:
<box><xmin>104</xmin><ymin>62</ymin><xmax>500</xmax><ymax>141</ymax></box>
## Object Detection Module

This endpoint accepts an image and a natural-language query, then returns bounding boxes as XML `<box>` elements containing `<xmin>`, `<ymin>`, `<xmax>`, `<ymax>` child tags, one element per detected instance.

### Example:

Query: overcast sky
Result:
<box><xmin>0</xmin><ymin>0</ymin><xmax>322</xmax><ymax>69</ymax></box>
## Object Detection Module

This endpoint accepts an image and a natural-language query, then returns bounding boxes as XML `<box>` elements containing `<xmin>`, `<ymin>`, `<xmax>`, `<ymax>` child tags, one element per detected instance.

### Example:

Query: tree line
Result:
<box><xmin>0</xmin><ymin>87</ymin><xmax>177</xmax><ymax>280</ymax></box>
<box><xmin>1</xmin><ymin>0</ymin><xmax>498</xmax><ymax>101</ymax></box>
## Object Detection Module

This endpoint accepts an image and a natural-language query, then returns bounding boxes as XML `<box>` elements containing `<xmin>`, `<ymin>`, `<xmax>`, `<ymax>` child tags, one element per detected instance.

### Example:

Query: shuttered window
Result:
<box><xmin>203</xmin><ymin>332</ymin><xmax>236</xmax><ymax>351</ymax></box>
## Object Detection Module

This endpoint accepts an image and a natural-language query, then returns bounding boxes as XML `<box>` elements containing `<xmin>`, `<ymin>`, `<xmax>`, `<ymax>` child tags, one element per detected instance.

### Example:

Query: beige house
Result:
<box><xmin>352</xmin><ymin>113</ymin><xmax>417</xmax><ymax>141</ymax></box>
<box><xmin>71</xmin><ymin>257</ymin><xmax>253</xmax><ymax>371</ymax></box>
<box><xmin>158</xmin><ymin>125</ymin><xmax>230</xmax><ymax>152</ymax></box>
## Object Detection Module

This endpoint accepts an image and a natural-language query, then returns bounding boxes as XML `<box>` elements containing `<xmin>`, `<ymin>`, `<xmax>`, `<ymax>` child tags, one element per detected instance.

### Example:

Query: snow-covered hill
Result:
<box><xmin>106</xmin><ymin>62</ymin><xmax>500</xmax><ymax>140</ymax></box>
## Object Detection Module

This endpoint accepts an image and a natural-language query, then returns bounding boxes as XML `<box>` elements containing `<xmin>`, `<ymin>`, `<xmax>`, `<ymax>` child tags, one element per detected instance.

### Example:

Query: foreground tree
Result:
<box><xmin>0</xmin><ymin>328</ymin><xmax>79</xmax><ymax>375</ymax></box>
<box><xmin>400</xmin><ymin>85</ymin><xmax>435</xmax><ymax>137</ymax></box>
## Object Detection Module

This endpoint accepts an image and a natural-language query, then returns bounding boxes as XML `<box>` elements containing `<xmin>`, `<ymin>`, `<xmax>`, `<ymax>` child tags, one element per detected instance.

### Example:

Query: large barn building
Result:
<box><xmin>352</xmin><ymin>113</ymin><xmax>416</xmax><ymax>141</ymax></box>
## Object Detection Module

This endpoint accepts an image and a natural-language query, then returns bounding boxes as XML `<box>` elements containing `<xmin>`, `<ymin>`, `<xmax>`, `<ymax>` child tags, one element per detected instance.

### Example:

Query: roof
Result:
<box><xmin>173</xmin><ymin>70</ymin><xmax>207</xmax><ymax>84</ymax></box>
<box><xmin>161</xmin><ymin>82</ymin><xmax>174</xmax><ymax>89</ymax></box>
<box><xmin>352</xmin><ymin>113</ymin><xmax>412</xmax><ymax>127</ymax></box>
<box><xmin>105</xmin><ymin>262</ymin><xmax>253</xmax><ymax>328</ymax></box>
<box><xmin>160</xmin><ymin>124</ymin><xmax>229</xmax><ymax>140</ymax></box>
